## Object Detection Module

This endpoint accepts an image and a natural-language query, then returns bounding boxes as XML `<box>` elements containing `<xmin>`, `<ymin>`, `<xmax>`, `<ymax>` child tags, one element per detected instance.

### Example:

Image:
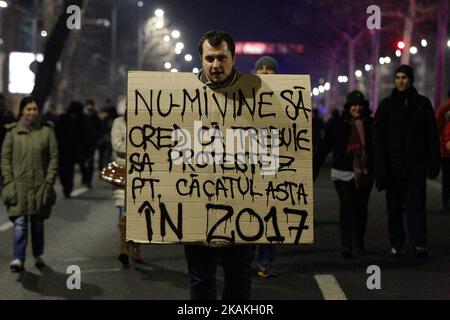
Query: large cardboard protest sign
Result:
<box><xmin>126</xmin><ymin>71</ymin><xmax>313</xmax><ymax>245</ymax></box>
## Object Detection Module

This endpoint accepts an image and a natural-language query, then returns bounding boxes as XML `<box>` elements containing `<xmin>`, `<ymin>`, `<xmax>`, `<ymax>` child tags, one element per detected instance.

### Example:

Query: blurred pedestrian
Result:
<box><xmin>1</xmin><ymin>96</ymin><xmax>58</xmax><ymax>272</ymax></box>
<box><xmin>373</xmin><ymin>65</ymin><xmax>440</xmax><ymax>258</ymax></box>
<box><xmin>55</xmin><ymin>101</ymin><xmax>85</xmax><ymax>198</ymax></box>
<box><xmin>253</xmin><ymin>55</ymin><xmax>279</xmax><ymax>278</ymax></box>
<box><xmin>42</xmin><ymin>103</ymin><xmax>58</xmax><ymax>125</ymax></box>
<box><xmin>98</xmin><ymin>99</ymin><xmax>117</xmax><ymax>171</ymax></box>
<box><xmin>184</xmin><ymin>30</ymin><xmax>253</xmax><ymax>300</ymax></box>
<box><xmin>81</xmin><ymin>99</ymin><xmax>101</xmax><ymax>188</ymax></box>
<box><xmin>314</xmin><ymin>90</ymin><xmax>374</xmax><ymax>258</ymax></box>
<box><xmin>0</xmin><ymin>93</ymin><xmax>15</xmax><ymax>187</ymax></box>
<box><xmin>312</xmin><ymin>108</ymin><xmax>325</xmax><ymax>155</ymax></box>
<box><xmin>111</xmin><ymin>113</ymin><xmax>143</xmax><ymax>266</ymax></box>
<box><xmin>435</xmin><ymin>89</ymin><xmax>450</xmax><ymax>212</ymax></box>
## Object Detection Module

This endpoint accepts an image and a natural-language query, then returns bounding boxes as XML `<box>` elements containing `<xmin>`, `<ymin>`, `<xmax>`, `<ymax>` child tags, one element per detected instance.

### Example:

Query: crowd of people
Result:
<box><xmin>0</xmin><ymin>30</ymin><xmax>447</xmax><ymax>300</ymax></box>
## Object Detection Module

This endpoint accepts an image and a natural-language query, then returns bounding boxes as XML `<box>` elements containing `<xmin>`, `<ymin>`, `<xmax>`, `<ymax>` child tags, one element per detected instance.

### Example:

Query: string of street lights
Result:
<box><xmin>311</xmin><ymin>37</ymin><xmax>450</xmax><ymax>97</ymax></box>
<box><xmin>145</xmin><ymin>7</ymin><xmax>198</xmax><ymax>74</ymax></box>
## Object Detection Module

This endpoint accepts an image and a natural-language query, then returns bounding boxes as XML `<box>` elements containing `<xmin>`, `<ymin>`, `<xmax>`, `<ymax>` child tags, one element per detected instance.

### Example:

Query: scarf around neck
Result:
<box><xmin>346</xmin><ymin>119</ymin><xmax>368</xmax><ymax>187</ymax></box>
<box><xmin>19</xmin><ymin>116</ymin><xmax>41</xmax><ymax>131</ymax></box>
<box><xmin>198</xmin><ymin>68</ymin><xmax>241</xmax><ymax>90</ymax></box>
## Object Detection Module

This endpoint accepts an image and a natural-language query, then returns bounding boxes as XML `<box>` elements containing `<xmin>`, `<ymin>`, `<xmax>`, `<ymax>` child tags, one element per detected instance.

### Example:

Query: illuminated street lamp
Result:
<box><xmin>192</xmin><ymin>67</ymin><xmax>199</xmax><ymax>73</ymax></box>
<box><xmin>172</xmin><ymin>30</ymin><xmax>180</xmax><ymax>39</ymax></box>
<box><xmin>0</xmin><ymin>1</ymin><xmax>8</xmax><ymax>8</ymax></box>
<box><xmin>184</xmin><ymin>54</ymin><xmax>192</xmax><ymax>62</ymax></box>
<box><xmin>355</xmin><ymin>70</ymin><xmax>363</xmax><ymax>78</ymax></box>
<box><xmin>40</xmin><ymin>30</ymin><xmax>48</xmax><ymax>37</ymax></box>
<box><xmin>409</xmin><ymin>46</ymin><xmax>418</xmax><ymax>55</ymax></box>
<box><xmin>164</xmin><ymin>62</ymin><xmax>171</xmax><ymax>69</ymax></box>
<box><xmin>421</xmin><ymin>39</ymin><xmax>428</xmax><ymax>47</ymax></box>
<box><xmin>155</xmin><ymin>9</ymin><xmax>164</xmax><ymax>17</ymax></box>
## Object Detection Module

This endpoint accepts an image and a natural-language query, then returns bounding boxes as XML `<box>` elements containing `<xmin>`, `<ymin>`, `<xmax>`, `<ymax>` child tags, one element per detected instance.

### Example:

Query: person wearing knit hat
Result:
<box><xmin>253</xmin><ymin>56</ymin><xmax>279</xmax><ymax>277</ymax></box>
<box><xmin>314</xmin><ymin>90</ymin><xmax>374</xmax><ymax>259</ymax></box>
<box><xmin>395</xmin><ymin>64</ymin><xmax>414</xmax><ymax>84</ymax></box>
<box><xmin>374</xmin><ymin>64</ymin><xmax>440</xmax><ymax>259</ymax></box>
<box><xmin>254</xmin><ymin>56</ymin><xmax>278</xmax><ymax>74</ymax></box>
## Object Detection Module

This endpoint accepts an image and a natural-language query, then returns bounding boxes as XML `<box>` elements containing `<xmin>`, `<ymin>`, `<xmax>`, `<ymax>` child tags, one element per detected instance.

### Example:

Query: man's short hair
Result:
<box><xmin>198</xmin><ymin>30</ymin><xmax>235</xmax><ymax>58</ymax></box>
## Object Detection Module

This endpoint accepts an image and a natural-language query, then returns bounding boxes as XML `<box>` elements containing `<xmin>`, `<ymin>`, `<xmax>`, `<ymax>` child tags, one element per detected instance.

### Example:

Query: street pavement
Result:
<box><xmin>0</xmin><ymin>159</ymin><xmax>449</xmax><ymax>300</ymax></box>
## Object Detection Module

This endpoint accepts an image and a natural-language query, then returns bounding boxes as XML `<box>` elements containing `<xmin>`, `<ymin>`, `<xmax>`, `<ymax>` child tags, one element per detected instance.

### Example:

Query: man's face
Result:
<box><xmin>395</xmin><ymin>72</ymin><xmax>411</xmax><ymax>91</ymax></box>
<box><xmin>256</xmin><ymin>65</ymin><xmax>276</xmax><ymax>75</ymax></box>
<box><xmin>201</xmin><ymin>40</ymin><xmax>235</xmax><ymax>83</ymax></box>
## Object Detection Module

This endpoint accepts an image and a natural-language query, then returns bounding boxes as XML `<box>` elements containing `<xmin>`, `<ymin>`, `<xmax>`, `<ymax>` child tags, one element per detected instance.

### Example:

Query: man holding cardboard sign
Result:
<box><xmin>184</xmin><ymin>30</ymin><xmax>254</xmax><ymax>300</ymax></box>
<box><xmin>126</xmin><ymin>31</ymin><xmax>313</xmax><ymax>300</ymax></box>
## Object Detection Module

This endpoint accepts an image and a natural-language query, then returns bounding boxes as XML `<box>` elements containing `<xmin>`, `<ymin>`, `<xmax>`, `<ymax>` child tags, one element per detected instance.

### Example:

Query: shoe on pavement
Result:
<box><xmin>257</xmin><ymin>264</ymin><xmax>278</xmax><ymax>279</ymax></box>
<box><xmin>35</xmin><ymin>256</ymin><xmax>46</xmax><ymax>269</ymax></box>
<box><xmin>118</xmin><ymin>253</ymin><xmax>129</xmax><ymax>266</ymax></box>
<box><xmin>414</xmin><ymin>246</ymin><xmax>428</xmax><ymax>259</ymax></box>
<box><xmin>390</xmin><ymin>247</ymin><xmax>403</xmax><ymax>257</ymax></box>
<box><xmin>10</xmin><ymin>259</ymin><xmax>25</xmax><ymax>273</ymax></box>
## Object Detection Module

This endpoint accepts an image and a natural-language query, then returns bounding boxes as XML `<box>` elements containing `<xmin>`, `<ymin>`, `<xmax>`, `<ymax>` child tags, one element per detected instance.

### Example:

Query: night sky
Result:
<box><xmin>135</xmin><ymin>0</ymin><xmax>315</xmax><ymax>75</ymax></box>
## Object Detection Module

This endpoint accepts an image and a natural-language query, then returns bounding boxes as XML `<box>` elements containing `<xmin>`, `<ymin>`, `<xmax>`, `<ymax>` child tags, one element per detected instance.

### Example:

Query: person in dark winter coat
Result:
<box><xmin>314</xmin><ymin>90</ymin><xmax>374</xmax><ymax>258</ymax></box>
<box><xmin>55</xmin><ymin>101</ymin><xmax>86</xmax><ymax>198</ymax></box>
<box><xmin>81</xmin><ymin>100</ymin><xmax>101</xmax><ymax>188</ymax></box>
<box><xmin>373</xmin><ymin>65</ymin><xmax>440</xmax><ymax>258</ymax></box>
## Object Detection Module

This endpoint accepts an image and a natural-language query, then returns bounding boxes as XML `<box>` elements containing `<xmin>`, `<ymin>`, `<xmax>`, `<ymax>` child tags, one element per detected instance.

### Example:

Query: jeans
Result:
<box><xmin>184</xmin><ymin>245</ymin><xmax>253</xmax><ymax>300</ymax></box>
<box><xmin>257</xmin><ymin>244</ymin><xmax>276</xmax><ymax>267</ymax></box>
<box><xmin>13</xmin><ymin>215</ymin><xmax>44</xmax><ymax>261</ymax></box>
<box><xmin>81</xmin><ymin>146</ymin><xmax>96</xmax><ymax>187</ymax></box>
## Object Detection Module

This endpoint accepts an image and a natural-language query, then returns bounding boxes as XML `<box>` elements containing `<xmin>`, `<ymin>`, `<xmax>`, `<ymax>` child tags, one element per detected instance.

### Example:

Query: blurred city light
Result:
<box><xmin>421</xmin><ymin>39</ymin><xmax>428</xmax><ymax>47</ymax></box>
<box><xmin>172</xmin><ymin>30</ymin><xmax>180</xmax><ymax>39</ymax></box>
<box><xmin>355</xmin><ymin>70</ymin><xmax>362</xmax><ymax>78</ymax></box>
<box><xmin>379</xmin><ymin>57</ymin><xmax>385</xmax><ymax>65</ymax></box>
<box><xmin>0</xmin><ymin>39</ymin><xmax>3</xmax><ymax>45</ymax></box>
<box><xmin>9</xmin><ymin>52</ymin><xmax>43</xmax><ymax>94</ymax></box>
<box><xmin>342</xmin><ymin>76</ymin><xmax>348</xmax><ymax>83</ymax></box>
<box><xmin>164</xmin><ymin>62</ymin><xmax>171</xmax><ymax>69</ymax></box>
<box><xmin>395</xmin><ymin>50</ymin><xmax>402</xmax><ymax>57</ymax></box>
<box><xmin>447</xmin><ymin>40</ymin><xmax>450</xmax><ymax>48</ymax></box>
<box><xmin>155</xmin><ymin>20</ymin><xmax>164</xmax><ymax>29</ymax></box>
<box><xmin>175</xmin><ymin>48</ymin><xmax>182</xmax><ymax>54</ymax></box>
<box><xmin>384</xmin><ymin>56</ymin><xmax>391</xmax><ymax>64</ymax></box>
<box><xmin>184</xmin><ymin>54</ymin><xmax>192</xmax><ymax>62</ymax></box>
<box><xmin>176</xmin><ymin>42</ymin><xmax>184</xmax><ymax>50</ymax></box>
<box><xmin>0</xmin><ymin>1</ymin><xmax>7</xmax><ymax>8</ymax></box>
<box><xmin>397</xmin><ymin>41</ymin><xmax>406</xmax><ymax>50</ymax></box>
<box><xmin>137</xmin><ymin>1</ymin><xmax>144</xmax><ymax>8</ymax></box>
<box><xmin>409</xmin><ymin>46</ymin><xmax>418</xmax><ymax>55</ymax></box>
<box><xmin>154</xmin><ymin>9</ymin><xmax>164</xmax><ymax>17</ymax></box>
<box><xmin>192</xmin><ymin>67</ymin><xmax>199</xmax><ymax>73</ymax></box>
<box><xmin>163</xmin><ymin>35</ymin><xmax>170</xmax><ymax>42</ymax></box>
<box><xmin>170</xmin><ymin>68</ymin><xmax>178</xmax><ymax>72</ymax></box>
<box><xmin>324</xmin><ymin>82</ymin><xmax>331</xmax><ymax>91</ymax></box>
<box><xmin>318</xmin><ymin>85</ymin><xmax>325</xmax><ymax>93</ymax></box>
<box><xmin>41</xmin><ymin>30</ymin><xmax>48</xmax><ymax>37</ymax></box>
<box><xmin>313</xmin><ymin>88</ymin><xmax>319</xmax><ymax>96</ymax></box>
<box><xmin>364</xmin><ymin>64</ymin><xmax>371</xmax><ymax>72</ymax></box>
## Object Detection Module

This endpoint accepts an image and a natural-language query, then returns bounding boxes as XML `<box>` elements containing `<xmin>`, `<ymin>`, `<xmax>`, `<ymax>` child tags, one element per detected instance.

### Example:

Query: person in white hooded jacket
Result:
<box><xmin>111</xmin><ymin>114</ymin><xmax>143</xmax><ymax>266</ymax></box>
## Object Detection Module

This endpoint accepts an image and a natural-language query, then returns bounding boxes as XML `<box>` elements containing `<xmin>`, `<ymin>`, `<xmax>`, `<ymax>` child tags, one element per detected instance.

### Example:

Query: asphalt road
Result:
<box><xmin>0</xmin><ymin>160</ymin><xmax>449</xmax><ymax>300</ymax></box>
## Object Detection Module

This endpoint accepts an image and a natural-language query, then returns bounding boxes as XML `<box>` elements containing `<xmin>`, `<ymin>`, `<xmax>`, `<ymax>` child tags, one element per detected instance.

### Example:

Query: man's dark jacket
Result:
<box><xmin>373</xmin><ymin>87</ymin><xmax>440</xmax><ymax>185</ymax></box>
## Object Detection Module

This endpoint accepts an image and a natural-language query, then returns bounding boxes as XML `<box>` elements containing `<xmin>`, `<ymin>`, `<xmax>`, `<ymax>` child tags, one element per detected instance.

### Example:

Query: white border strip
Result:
<box><xmin>314</xmin><ymin>274</ymin><xmax>348</xmax><ymax>300</ymax></box>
